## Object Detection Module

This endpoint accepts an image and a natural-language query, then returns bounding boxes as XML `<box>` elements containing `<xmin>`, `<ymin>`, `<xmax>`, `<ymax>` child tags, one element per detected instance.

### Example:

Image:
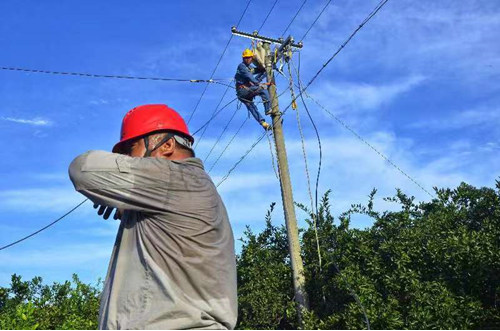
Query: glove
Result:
<box><xmin>93</xmin><ymin>203</ymin><xmax>122</xmax><ymax>220</ymax></box>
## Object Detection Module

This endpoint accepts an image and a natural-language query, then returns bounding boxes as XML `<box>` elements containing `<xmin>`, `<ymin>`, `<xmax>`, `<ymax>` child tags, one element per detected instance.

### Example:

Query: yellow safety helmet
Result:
<box><xmin>242</xmin><ymin>49</ymin><xmax>254</xmax><ymax>58</ymax></box>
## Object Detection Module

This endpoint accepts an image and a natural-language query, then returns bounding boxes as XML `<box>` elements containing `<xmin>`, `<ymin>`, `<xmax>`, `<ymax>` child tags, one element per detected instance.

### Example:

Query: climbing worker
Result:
<box><xmin>235</xmin><ymin>48</ymin><xmax>272</xmax><ymax>130</ymax></box>
<box><xmin>68</xmin><ymin>104</ymin><xmax>237</xmax><ymax>330</ymax></box>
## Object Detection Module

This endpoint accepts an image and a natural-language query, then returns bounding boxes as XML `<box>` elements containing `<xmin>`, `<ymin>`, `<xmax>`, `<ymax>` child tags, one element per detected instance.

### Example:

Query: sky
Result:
<box><xmin>0</xmin><ymin>0</ymin><xmax>499</xmax><ymax>287</ymax></box>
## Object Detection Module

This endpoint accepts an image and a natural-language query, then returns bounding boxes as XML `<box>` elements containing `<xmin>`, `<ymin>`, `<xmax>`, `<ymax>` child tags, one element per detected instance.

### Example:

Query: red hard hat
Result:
<box><xmin>112</xmin><ymin>104</ymin><xmax>194</xmax><ymax>153</ymax></box>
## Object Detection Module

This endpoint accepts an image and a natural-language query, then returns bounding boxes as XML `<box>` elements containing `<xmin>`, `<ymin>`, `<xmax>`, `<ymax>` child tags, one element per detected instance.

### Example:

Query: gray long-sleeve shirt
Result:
<box><xmin>69</xmin><ymin>151</ymin><xmax>237</xmax><ymax>329</ymax></box>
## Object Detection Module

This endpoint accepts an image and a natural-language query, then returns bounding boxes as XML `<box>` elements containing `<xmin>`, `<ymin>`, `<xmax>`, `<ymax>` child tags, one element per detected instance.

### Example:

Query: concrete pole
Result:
<box><xmin>262</xmin><ymin>42</ymin><xmax>309</xmax><ymax>318</ymax></box>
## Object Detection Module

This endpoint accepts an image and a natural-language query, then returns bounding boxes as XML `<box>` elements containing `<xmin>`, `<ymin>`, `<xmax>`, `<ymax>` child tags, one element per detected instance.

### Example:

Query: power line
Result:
<box><xmin>208</xmin><ymin>116</ymin><xmax>250</xmax><ymax>174</ymax></box>
<box><xmin>203</xmin><ymin>106</ymin><xmax>241</xmax><ymax>163</ymax></box>
<box><xmin>257</xmin><ymin>0</ymin><xmax>280</xmax><ymax>33</ymax></box>
<box><xmin>305</xmin><ymin>92</ymin><xmax>435</xmax><ymax>198</ymax></box>
<box><xmin>0</xmin><ymin>66</ymin><xmax>233</xmax><ymax>85</ymax></box>
<box><xmin>300</xmin><ymin>0</ymin><xmax>333</xmax><ymax>42</ymax></box>
<box><xmin>302</xmin><ymin>0</ymin><xmax>389</xmax><ymax>95</ymax></box>
<box><xmin>291</xmin><ymin>31</ymin><xmax>432</xmax><ymax>199</ymax></box>
<box><xmin>292</xmin><ymin>55</ymin><xmax>371</xmax><ymax>330</ymax></box>
<box><xmin>191</xmin><ymin>97</ymin><xmax>239</xmax><ymax>136</ymax></box>
<box><xmin>216</xmin><ymin>130</ymin><xmax>267</xmax><ymax>187</ymax></box>
<box><xmin>0</xmin><ymin>199</ymin><xmax>88</xmax><ymax>251</ymax></box>
<box><xmin>204</xmin><ymin>87</ymin><xmax>289</xmax><ymax>174</ymax></box>
<box><xmin>294</xmin><ymin>52</ymin><xmax>322</xmax><ymax>219</ymax></box>
<box><xmin>193</xmin><ymin>85</ymin><xmax>286</xmax><ymax>167</ymax></box>
<box><xmin>186</xmin><ymin>0</ymin><xmax>253</xmax><ymax>125</ymax></box>
<box><xmin>278</xmin><ymin>0</ymin><xmax>390</xmax><ymax>120</ymax></box>
<box><xmin>287</xmin><ymin>61</ymin><xmax>323</xmax><ymax>273</ymax></box>
<box><xmin>265</xmin><ymin>130</ymin><xmax>280</xmax><ymax>180</ymax></box>
<box><xmin>193</xmin><ymin>81</ymin><xmax>234</xmax><ymax>150</ymax></box>
<box><xmin>281</xmin><ymin>0</ymin><xmax>308</xmax><ymax>38</ymax></box>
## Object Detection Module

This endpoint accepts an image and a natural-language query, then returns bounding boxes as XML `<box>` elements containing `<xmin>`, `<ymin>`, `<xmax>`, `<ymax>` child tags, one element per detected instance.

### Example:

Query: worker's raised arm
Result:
<box><xmin>69</xmin><ymin>150</ymin><xmax>170</xmax><ymax>213</ymax></box>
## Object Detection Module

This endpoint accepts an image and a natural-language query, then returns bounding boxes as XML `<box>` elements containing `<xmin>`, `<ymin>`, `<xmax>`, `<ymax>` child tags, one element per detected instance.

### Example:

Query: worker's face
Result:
<box><xmin>243</xmin><ymin>56</ymin><xmax>253</xmax><ymax>65</ymax></box>
<box><xmin>129</xmin><ymin>139</ymin><xmax>146</xmax><ymax>157</ymax></box>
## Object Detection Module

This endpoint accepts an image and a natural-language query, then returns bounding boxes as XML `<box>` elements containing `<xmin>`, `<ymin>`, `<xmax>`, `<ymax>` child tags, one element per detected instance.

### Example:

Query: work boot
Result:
<box><xmin>260</xmin><ymin>120</ymin><xmax>271</xmax><ymax>131</ymax></box>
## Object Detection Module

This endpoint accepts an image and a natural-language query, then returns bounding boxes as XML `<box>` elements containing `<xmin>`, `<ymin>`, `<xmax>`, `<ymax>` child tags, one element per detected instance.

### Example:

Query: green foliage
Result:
<box><xmin>236</xmin><ymin>181</ymin><xmax>500</xmax><ymax>329</ymax></box>
<box><xmin>0</xmin><ymin>274</ymin><xmax>101</xmax><ymax>330</ymax></box>
<box><xmin>236</xmin><ymin>203</ymin><xmax>296</xmax><ymax>329</ymax></box>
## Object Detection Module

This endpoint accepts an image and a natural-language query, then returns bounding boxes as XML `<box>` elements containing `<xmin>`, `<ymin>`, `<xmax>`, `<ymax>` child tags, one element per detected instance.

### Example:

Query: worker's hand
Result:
<box><xmin>260</xmin><ymin>82</ymin><xmax>271</xmax><ymax>89</ymax></box>
<box><xmin>93</xmin><ymin>203</ymin><xmax>122</xmax><ymax>220</ymax></box>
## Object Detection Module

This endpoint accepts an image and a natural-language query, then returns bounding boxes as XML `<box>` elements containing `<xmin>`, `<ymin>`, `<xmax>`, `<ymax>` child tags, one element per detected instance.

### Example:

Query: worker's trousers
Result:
<box><xmin>237</xmin><ymin>86</ymin><xmax>271</xmax><ymax>123</ymax></box>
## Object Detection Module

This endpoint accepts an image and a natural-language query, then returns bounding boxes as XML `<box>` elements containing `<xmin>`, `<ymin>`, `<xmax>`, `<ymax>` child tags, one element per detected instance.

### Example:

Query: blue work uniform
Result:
<box><xmin>234</xmin><ymin>62</ymin><xmax>271</xmax><ymax>123</ymax></box>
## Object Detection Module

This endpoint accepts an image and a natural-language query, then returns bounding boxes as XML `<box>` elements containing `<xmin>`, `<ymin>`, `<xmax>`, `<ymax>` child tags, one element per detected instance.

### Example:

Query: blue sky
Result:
<box><xmin>0</xmin><ymin>0</ymin><xmax>499</xmax><ymax>287</ymax></box>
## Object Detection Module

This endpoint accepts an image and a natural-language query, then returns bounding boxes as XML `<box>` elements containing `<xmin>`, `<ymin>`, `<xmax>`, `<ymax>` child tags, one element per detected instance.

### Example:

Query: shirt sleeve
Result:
<box><xmin>68</xmin><ymin>150</ymin><xmax>171</xmax><ymax>213</ymax></box>
<box><xmin>255</xmin><ymin>72</ymin><xmax>266</xmax><ymax>82</ymax></box>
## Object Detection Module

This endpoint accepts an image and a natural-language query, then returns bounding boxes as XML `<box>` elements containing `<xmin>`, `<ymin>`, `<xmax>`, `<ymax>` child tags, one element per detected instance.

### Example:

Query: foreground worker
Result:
<box><xmin>235</xmin><ymin>48</ymin><xmax>272</xmax><ymax>130</ymax></box>
<box><xmin>69</xmin><ymin>104</ymin><xmax>237</xmax><ymax>329</ymax></box>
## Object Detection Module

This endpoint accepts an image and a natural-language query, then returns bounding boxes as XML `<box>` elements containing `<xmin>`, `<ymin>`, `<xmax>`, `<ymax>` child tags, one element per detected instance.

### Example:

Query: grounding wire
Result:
<box><xmin>281</xmin><ymin>0</ymin><xmax>308</xmax><ymax>38</ymax></box>
<box><xmin>299</xmin><ymin>0</ymin><xmax>333</xmax><ymax>42</ymax></box>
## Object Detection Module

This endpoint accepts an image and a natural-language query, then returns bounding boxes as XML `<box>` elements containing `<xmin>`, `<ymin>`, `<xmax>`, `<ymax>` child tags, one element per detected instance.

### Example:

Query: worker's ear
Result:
<box><xmin>158</xmin><ymin>136</ymin><xmax>175</xmax><ymax>157</ymax></box>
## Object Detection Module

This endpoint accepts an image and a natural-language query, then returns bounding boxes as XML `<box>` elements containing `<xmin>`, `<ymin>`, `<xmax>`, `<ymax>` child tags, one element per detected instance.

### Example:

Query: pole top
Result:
<box><xmin>231</xmin><ymin>26</ymin><xmax>303</xmax><ymax>49</ymax></box>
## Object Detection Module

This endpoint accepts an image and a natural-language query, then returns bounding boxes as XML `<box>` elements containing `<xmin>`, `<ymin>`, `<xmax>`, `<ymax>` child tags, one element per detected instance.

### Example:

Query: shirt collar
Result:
<box><xmin>173</xmin><ymin>157</ymin><xmax>205</xmax><ymax>170</ymax></box>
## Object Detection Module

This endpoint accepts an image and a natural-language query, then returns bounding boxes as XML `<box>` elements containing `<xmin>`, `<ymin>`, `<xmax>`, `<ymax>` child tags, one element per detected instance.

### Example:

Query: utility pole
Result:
<box><xmin>231</xmin><ymin>27</ymin><xmax>309</xmax><ymax>319</ymax></box>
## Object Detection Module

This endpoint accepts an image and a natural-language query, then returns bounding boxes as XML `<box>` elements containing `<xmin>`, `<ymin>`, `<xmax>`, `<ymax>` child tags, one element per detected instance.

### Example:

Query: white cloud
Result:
<box><xmin>0</xmin><ymin>243</ymin><xmax>112</xmax><ymax>268</ymax></box>
<box><xmin>409</xmin><ymin>107</ymin><xmax>500</xmax><ymax>130</ymax></box>
<box><xmin>1</xmin><ymin>116</ymin><xmax>52</xmax><ymax>126</ymax></box>
<box><xmin>297</xmin><ymin>0</ymin><xmax>500</xmax><ymax>89</ymax></box>
<box><xmin>211</xmin><ymin>126</ymin><xmax>498</xmax><ymax>229</ymax></box>
<box><xmin>215</xmin><ymin>172</ymin><xmax>276</xmax><ymax>194</ymax></box>
<box><xmin>0</xmin><ymin>188</ymin><xmax>87</xmax><ymax>212</ymax></box>
<box><xmin>310</xmin><ymin>75</ymin><xmax>426</xmax><ymax>114</ymax></box>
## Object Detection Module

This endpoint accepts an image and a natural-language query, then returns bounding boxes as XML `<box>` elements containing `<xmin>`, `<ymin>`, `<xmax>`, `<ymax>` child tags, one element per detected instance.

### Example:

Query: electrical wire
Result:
<box><xmin>0</xmin><ymin>66</ymin><xmax>233</xmax><ymax>84</ymax></box>
<box><xmin>281</xmin><ymin>0</ymin><xmax>308</xmax><ymax>38</ymax></box>
<box><xmin>205</xmin><ymin>87</ymin><xmax>288</xmax><ymax>173</ymax></box>
<box><xmin>0</xmin><ymin>199</ymin><xmax>88</xmax><ymax>251</ymax></box>
<box><xmin>203</xmin><ymin>106</ymin><xmax>241</xmax><ymax>163</ymax></box>
<box><xmin>216</xmin><ymin>130</ymin><xmax>267</xmax><ymax>187</ymax></box>
<box><xmin>194</xmin><ymin>81</ymin><xmax>234</xmax><ymax>150</ymax></box>
<box><xmin>292</xmin><ymin>52</ymin><xmax>371</xmax><ymax>331</ymax></box>
<box><xmin>191</xmin><ymin>97</ymin><xmax>239</xmax><ymax>136</ymax></box>
<box><xmin>0</xmin><ymin>0</ymin><xmax>393</xmax><ymax>254</ymax></box>
<box><xmin>299</xmin><ymin>0</ymin><xmax>333</xmax><ymax>42</ymax></box>
<box><xmin>304</xmin><ymin>92</ymin><xmax>435</xmax><ymax>199</ymax></box>
<box><xmin>294</xmin><ymin>52</ymin><xmax>322</xmax><ymax>223</ymax></box>
<box><xmin>301</xmin><ymin>0</ymin><xmax>389</xmax><ymax>95</ymax></box>
<box><xmin>208</xmin><ymin>117</ymin><xmax>250</xmax><ymax>174</ymax></box>
<box><xmin>287</xmin><ymin>61</ymin><xmax>323</xmax><ymax>272</ymax></box>
<box><xmin>266</xmin><ymin>129</ymin><xmax>280</xmax><ymax>180</ymax></box>
<box><xmin>257</xmin><ymin>0</ymin><xmax>280</xmax><ymax>33</ymax></box>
